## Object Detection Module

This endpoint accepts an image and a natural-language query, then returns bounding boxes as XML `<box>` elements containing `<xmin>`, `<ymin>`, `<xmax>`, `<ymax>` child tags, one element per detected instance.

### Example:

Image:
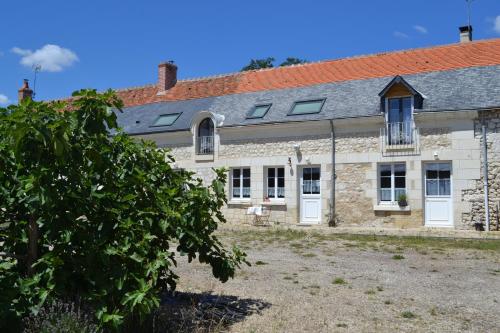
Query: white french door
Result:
<box><xmin>424</xmin><ymin>162</ymin><xmax>453</xmax><ymax>227</ymax></box>
<box><xmin>300</xmin><ymin>167</ymin><xmax>321</xmax><ymax>224</ymax></box>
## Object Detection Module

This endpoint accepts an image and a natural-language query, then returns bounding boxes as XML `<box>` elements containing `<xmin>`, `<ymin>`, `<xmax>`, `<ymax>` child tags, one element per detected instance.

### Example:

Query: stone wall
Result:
<box><xmin>420</xmin><ymin>127</ymin><xmax>451</xmax><ymax>150</ymax></box>
<box><xmin>164</xmin><ymin>145</ymin><xmax>192</xmax><ymax>160</ymax></box>
<box><xmin>219</xmin><ymin>135</ymin><xmax>331</xmax><ymax>158</ymax></box>
<box><xmin>461</xmin><ymin>109</ymin><xmax>500</xmax><ymax>230</ymax></box>
<box><xmin>335</xmin><ymin>131</ymin><xmax>379</xmax><ymax>153</ymax></box>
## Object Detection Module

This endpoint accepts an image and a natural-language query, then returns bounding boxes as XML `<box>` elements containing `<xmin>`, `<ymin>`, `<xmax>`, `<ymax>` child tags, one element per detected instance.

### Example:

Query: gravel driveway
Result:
<box><xmin>172</xmin><ymin>229</ymin><xmax>500</xmax><ymax>333</ymax></box>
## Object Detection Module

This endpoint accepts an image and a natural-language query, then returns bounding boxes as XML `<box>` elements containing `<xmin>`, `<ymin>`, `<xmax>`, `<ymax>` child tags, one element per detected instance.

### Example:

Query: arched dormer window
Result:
<box><xmin>197</xmin><ymin>117</ymin><xmax>214</xmax><ymax>155</ymax></box>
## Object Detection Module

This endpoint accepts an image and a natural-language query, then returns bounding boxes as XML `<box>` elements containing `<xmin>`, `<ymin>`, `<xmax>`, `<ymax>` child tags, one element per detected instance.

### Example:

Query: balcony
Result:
<box><xmin>381</xmin><ymin>121</ymin><xmax>419</xmax><ymax>156</ymax></box>
<box><xmin>197</xmin><ymin>136</ymin><xmax>214</xmax><ymax>155</ymax></box>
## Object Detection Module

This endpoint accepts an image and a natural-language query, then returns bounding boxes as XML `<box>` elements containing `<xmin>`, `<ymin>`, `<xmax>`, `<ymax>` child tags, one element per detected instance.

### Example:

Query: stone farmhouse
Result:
<box><xmin>71</xmin><ymin>28</ymin><xmax>500</xmax><ymax>229</ymax></box>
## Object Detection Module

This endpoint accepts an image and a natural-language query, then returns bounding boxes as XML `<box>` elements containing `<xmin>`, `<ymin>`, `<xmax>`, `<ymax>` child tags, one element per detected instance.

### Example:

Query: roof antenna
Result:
<box><xmin>32</xmin><ymin>64</ymin><xmax>41</xmax><ymax>99</ymax></box>
<box><xmin>465</xmin><ymin>0</ymin><xmax>476</xmax><ymax>28</ymax></box>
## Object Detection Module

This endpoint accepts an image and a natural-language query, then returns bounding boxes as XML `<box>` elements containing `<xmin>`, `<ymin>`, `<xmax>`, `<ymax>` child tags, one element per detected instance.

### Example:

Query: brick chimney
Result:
<box><xmin>158</xmin><ymin>61</ymin><xmax>177</xmax><ymax>92</ymax></box>
<box><xmin>18</xmin><ymin>79</ymin><xmax>33</xmax><ymax>102</ymax></box>
<box><xmin>459</xmin><ymin>25</ymin><xmax>473</xmax><ymax>43</ymax></box>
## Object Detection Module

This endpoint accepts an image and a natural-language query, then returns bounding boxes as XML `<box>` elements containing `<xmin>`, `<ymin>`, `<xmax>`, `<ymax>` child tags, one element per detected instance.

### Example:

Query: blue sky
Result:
<box><xmin>1</xmin><ymin>0</ymin><xmax>499</xmax><ymax>104</ymax></box>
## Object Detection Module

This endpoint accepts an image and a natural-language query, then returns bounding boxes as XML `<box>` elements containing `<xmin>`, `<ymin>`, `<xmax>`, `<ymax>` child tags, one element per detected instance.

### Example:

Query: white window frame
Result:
<box><xmin>265</xmin><ymin>167</ymin><xmax>285</xmax><ymax>200</ymax></box>
<box><xmin>378</xmin><ymin>163</ymin><xmax>407</xmax><ymax>204</ymax></box>
<box><xmin>231</xmin><ymin>167</ymin><xmax>251</xmax><ymax>200</ymax></box>
<box><xmin>384</xmin><ymin>95</ymin><xmax>414</xmax><ymax>123</ymax></box>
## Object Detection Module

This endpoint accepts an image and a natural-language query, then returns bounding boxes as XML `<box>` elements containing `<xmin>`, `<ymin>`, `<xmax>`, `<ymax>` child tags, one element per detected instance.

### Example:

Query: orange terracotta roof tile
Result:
<box><xmin>118</xmin><ymin>38</ymin><xmax>500</xmax><ymax>107</ymax></box>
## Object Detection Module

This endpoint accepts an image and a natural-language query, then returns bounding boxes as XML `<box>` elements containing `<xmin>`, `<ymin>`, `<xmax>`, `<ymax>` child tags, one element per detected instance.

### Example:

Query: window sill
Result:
<box><xmin>194</xmin><ymin>154</ymin><xmax>214</xmax><ymax>162</ymax></box>
<box><xmin>260</xmin><ymin>201</ymin><xmax>286</xmax><ymax>206</ymax></box>
<box><xmin>227</xmin><ymin>200</ymin><xmax>252</xmax><ymax>206</ymax></box>
<box><xmin>373</xmin><ymin>204</ymin><xmax>411</xmax><ymax>212</ymax></box>
<box><xmin>385</xmin><ymin>145</ymin><xmax>415</xmax><ymax>151</ymax></box>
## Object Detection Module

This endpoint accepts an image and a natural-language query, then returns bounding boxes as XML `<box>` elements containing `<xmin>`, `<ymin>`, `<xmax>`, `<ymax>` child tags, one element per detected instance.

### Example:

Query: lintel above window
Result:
<box><xmin>288</xmin><ymin>99</ymin><xmax>326</xmax><ymax>116</ymax></box>
<box><xmin>246</xmin><ymin>104</ymin><xmax>271</xmax><ymax>119</ymax></box>
<box><xmin>151</xmin><ymin>113</ymin><xmax>181</xmax><ymax>127</ymax></box>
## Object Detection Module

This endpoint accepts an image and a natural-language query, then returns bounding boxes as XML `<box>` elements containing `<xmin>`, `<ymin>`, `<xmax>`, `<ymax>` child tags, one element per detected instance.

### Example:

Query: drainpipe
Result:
<box><xmin>482</xmin><ymin>122</ymin><xmax>490</xmax><ymax>231</ymax></box>
<box><xmin>329</xmin><ymin>120</ymin><xmax>336</xmax><ymax>226</ymax></box>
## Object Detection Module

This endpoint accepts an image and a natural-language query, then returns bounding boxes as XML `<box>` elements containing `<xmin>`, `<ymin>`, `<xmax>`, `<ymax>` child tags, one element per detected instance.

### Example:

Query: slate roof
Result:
<box><xmin>117</xmin><ymin>64</ymin><xmax>500</xmax><ymax>135</ymax></box>
<box><xmin>115</xmin><ymin>39</ymin><xmax>500</xmax><ymax>135</ymax></box>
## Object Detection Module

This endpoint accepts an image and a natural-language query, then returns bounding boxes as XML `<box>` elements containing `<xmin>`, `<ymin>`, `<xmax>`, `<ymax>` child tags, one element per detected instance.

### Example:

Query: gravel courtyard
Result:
<box><xmin>171</xmin><ymin>228</ymin><xmax>500</xmax><ymax>333</ymax></box>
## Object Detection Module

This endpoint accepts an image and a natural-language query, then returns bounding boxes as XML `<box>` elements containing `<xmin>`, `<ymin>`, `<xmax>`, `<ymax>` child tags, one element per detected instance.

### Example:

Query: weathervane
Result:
<box><xmin>32</xmin><ymin>64</ymin><xmax>41</xmax><ymax>99</ymax></box>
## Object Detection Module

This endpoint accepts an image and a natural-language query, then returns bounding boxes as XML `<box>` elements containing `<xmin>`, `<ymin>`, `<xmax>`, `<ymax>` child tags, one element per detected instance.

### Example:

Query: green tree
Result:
<box><xmin>241</xmin><ymin>57</ymin><xmax>275</xmax><ymax>71</ymax></box>
<box><xmin>279</xmin><ymin>57</ymin><xmax>308</xmax><ymax>67</ymax></box>
<box><xmin>0</xmin><ymin>90</ymin><xmax>247</xmax><ymax>330</ymax></box>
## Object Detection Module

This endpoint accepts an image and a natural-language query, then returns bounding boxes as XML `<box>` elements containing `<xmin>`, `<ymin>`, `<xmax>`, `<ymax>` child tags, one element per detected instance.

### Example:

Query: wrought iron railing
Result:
<box><xmin>381</xmin><ymin>121</ymin><xmax>419</xmax><ymax>155</ymax></box>
<box><xmin>197</xmin><ymin>136</ymin><xmax>214</xmax><ymax>155</ymax></box>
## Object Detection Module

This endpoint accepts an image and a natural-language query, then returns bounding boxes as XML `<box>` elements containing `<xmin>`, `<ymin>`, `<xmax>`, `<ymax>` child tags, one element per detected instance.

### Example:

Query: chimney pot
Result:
<box><xmin>459</xmin><ymin>25</ymin><xmax>473</xmax><ymax>43</ymax></box>
<box><xmin>18</xmin><ymin>79</ymin><xmax>33</xmax><ymax>103</ymax></box>
<box><xmin>158</xmin><ymin>61</ymin><xmax>178</xmax><ymax>92</ymax></box>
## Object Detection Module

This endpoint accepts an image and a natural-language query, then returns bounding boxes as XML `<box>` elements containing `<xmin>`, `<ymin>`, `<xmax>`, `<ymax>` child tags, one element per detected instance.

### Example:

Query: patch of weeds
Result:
<box><xmin>392</xmin><ymin>254</ymin><xmax>405</xmax><ymax>260</ymax></box>
<box><xmin>410</xmin><ymin>266</ymin><xmax>417</xmax><ymax>269</ymax></box>
<box><xmin>376</xmin><ymin>286</ymin><xmax>384</xmax><ymax>292</ymax></box>
<box><xmin>255</xmin><ymin>260</ymin><xmax>268</xmax><ymax>266</ymax></box>
<box><xmin>430</xmin><ymin>269</ymin><xmax>439</xmax><ymax>273</ymax></box>
<box><xmin>302</xmin><ymin>253</ymin><xmax>316</xmax><ymax>258</ymax></box>
<box><xmin>430</xmin><ymin>306</ymin><xmax>438</xmax><ymax>316</ymax></box>
<box><xmin>365</xmin><ymin>289</ymin><xmax>376</xmax><ymax>295</ymax></box>
<box><xmin>401</xmin><ymin>311</ymin><xmax>416</xmax><ymax>319</ymax></box>
<box><xmin>431</xmin><ymin>257</ymin><xmax>437</xmax><ymax>260</ymax></box>
<box><xmin>293</xmin><ymin>280</ymin><xmax>299</xmax><ymax>284</ymax></box>
<box><xmin>332</xmin><ymin>278</ymin><xmax>347</xmax><ymax>285</ymax></box>
<box><xmin>384</xmin><ymin>300</ymin><xmax>392</xmax><ymax>305</ymax></box>
<box><xmin>283</xmin><ymin>276</ymin><xmax>293</xmax><ymax>280</ymax></box>
<box><xmin>336</xmin><ymin>323</ymin><xmax>348</xmax><ymax>328</ymax></box>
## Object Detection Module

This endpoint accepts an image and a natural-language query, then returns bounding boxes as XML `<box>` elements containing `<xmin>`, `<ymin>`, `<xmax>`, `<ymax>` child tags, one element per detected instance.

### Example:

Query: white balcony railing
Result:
<box><xmin>197</xmin><ymin>136</ymin><xmax>214</xmax><ymax>155</ymax></box>
<box><xmin>381</xmin><ymin>121</ymin><xmax>419</xmax><ymax>155</ymax></box>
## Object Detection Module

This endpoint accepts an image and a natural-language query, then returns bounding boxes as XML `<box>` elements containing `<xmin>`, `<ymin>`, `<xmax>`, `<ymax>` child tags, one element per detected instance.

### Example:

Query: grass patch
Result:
<box><xmin>430</xmin><ymin>306</ymin><xmax>438</xmax><ymax>316</ymax></box>
<box><xmin>376</xmin><ymin>286</ymin><xmax>384</xmax><ymax>292</ymax></box>
<box><xmin>392</xmin><ymin>254</ymin><xmax>405</xmax><ymax>260</ymax></box>
<box><xmin>365</xmin><ymin>289</ymin><xmax>376</xmax><ymax>295</ymax></box>
<box><xmin>302</xmin><ymin>253</ymin><xmax>317</xmax><ymax>258</ymax></box>
<box><xmin>401</xmin><ymin>311</ymin><xmax>416</xmax><ymax>319</ymax></box>
<box><xmin>255</xmin><ymin>260</ymin><xmax>268</xmax><ymax>266</ymax></box>
<box><xmin>332</xmin><ymin>278</ymin><xmax>347</xmax><ymax>285</ymax></box>
<box><xmin>336</xmin><ymin>323</ymin><xmax>348</xmax><ymax>328</ymax></box>
<box><xmin>384</xmin><ymin>300</ymin><xmax>392</xmax><ymax>305</ymax></box>
<box><xmin>283</xmin><ymin>276</ymin><xmax>293</xmax><ymax>280</ymax></box>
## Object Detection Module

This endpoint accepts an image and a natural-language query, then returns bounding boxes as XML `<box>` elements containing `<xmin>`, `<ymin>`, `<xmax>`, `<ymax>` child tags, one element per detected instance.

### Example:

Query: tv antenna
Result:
<box><xmin>465</xmin><ymin>0</ymin><xmax>476</xmax><ymax>28</ymax></box>
<box><xmin>32</xmin><ymin>64</ymin><xmax>41</xmax><ymax>99</ymax></box>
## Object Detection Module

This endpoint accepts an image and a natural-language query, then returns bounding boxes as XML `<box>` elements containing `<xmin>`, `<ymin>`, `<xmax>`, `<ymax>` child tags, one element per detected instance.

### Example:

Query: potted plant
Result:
<box><xmin>397</xmin><ymin>193</ymin><xmax>408</xmax><ymax>207</ymax></box>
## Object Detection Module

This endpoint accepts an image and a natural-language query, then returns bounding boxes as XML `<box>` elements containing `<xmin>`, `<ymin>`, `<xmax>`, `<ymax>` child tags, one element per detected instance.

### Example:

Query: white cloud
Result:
<box><xmin>11</xmin><ymin>44</ymin><xmax>78</xmax><ymax>72</ymax></box>
<box><xmin>413</xmin><ymin>25</ymin><xmax>428</xmax><ymax>34</ymax></box>
<box><xmin>393</xmin><ymin>31</ymin><xmax>409</xmax><ymax>39</ymax></box>
<box><xmin>0</xmin><ymin>94</ymin><xmax>10</xmax><ymax>106</ymax></box>
<box><xmin>494</xmin><ymin>15</ymin><xmax>500</xmax><ymax>34</ymax></box>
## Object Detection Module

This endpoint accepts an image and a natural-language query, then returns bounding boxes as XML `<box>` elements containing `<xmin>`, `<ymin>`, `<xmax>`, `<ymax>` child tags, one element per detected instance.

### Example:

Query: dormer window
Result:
<box><xmin>197</xmin><ymin>117</ymin><xmax>214</xmax><ymax>155</ymax></box>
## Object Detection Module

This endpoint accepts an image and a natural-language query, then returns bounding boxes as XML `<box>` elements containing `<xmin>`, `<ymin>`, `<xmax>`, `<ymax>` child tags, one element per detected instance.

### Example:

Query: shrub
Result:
<box><xmin>0</xmin><ymin>90</ymin><xmax>247</xmax><ymax>330</ymax></box>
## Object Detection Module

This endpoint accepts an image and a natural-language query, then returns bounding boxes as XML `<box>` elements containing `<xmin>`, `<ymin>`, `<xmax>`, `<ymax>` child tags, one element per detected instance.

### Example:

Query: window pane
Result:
<box><xmin>277</xmin><ymin>167</ymin><xmax>284</xmax><ymax>177</ymax></box>
<box><xmin>248</xmin><ymin>105</ymin><xmax>271</xmax><ymax>118</ymax></box>
<box><xmin>394</xmin><ymin>188</ymin><xmax>406</xmax><ymax>201</ymax></box>
<box><xmin>232</xmin><ymin>188</ymin><xmax>240</xmax><ymax>198</ymax></box>
<box><xmin>267</xmin><ymin>178</ymin><xmax>275</xmax><ymax>188</ymax></box>
<box><xmin>267</xmin><ymin>168</ymin><xmax>275</xmax><ymax>178</ymax></box>
<box><xmin>277</xmin><ymin>187</ymin><xmax>285</xmax><ymax>198</ymax></box>
<box><xmin>303</xmin><ymin>180</ymin><xmax>311</xmax><ymax>194</ymax></box>
<box><xmin>394</xmin><ymin>164</ymin><xmax>406</xmax><ymax>176</ymax></box>
<box><xmin>402</xmin><ymin>97</ymin><xmax>412</xmax><ymax>122</ymax></box>
<box><xmin>311</xmin><ymin>168</ymin><xmax>320</xmax><ymax>181</ymax></box>
<box><xmin>290</xmin><ymin>100</ymin><xmax>324</xmax><ymax>115</ymax></box>
<box><xmin>439</xmin><ymin>170</ymin><xmax>451</xmax><ymax>180</ymax></box>
<box><xmin>381</xmin><ymin>177</ymin><xmax>391</xmax><ymax>188</ymax></box>
<box><xmin>267</xmin><ymin>188</ymin><xmax>275</xmax><ymax>198</ymax></box>
<box><xmin>303</xmin><ymin>168</ymin><xmax>311</xmax><ymax>180</ymax></box>
<box><xmin>198</xmin><ymin>118</ymin><xmax>214</xmax><ymax>137</ymax></box>
<box><xmin>277</xmin><ymin>178</ymin><xmax>284</xmax><ymax>188</ymax></box>
<box><xmin>439</xmin><ymin>179</ymin><xmax>451</xmax><ymax>196</ymax></box>
<box><xmin>242</xmin><ymin>187</ymin><xmax>250</xmax><ymax>198</ymax></box>
<box><xmin>243</xmin><ymin>168</ymin><xmax>250</xmax><ymax>178</ymax></box>
<box><xmin>153</xmin><ymin>113</ymin><xmax>180</xmax><ymax>126</ymax></box>
<box><xmin>395</xmin><ymin>176</ymin><xmax>405</xmax><ymax>188</ymax></box>
<box><xmin>233</xmin><ymin>178</ymin><xmax>240</xmax><ymax>188</ymax></box>
<box><xmin>233</xmin><ymin>168</ymin><xmax>240</xmax><ymax>178</ymax></box>
<box><xmin>243</xmin><ymin>178</ymin><xmax>250</xmax><ymax>187</ymax></box>
<box><xmin>426</xmin><ymin>179</ymin><xmax>439</xmax><ymax>196</ymax></box>
<box><xmin>426</xmin><ymin>170</ymin><xmax>438</xmax><ymax>179</ymax></box>
<box><xmin>380</xmin><ymin>165</ymin><xmax>391</xmax><ymax>177</ymax></box>
<box><xmin>388</xmin><ymin>99</ymin><xmax>401</xmax><ymax>123</ymax></box>
<box><xmin>311</xmin><ymin>180</ymin><xmax>320</xmax><ymax>194</ymax></box>
<box><xmin>380</xmin><ymin>189</ymin><xmax>391</xmax><ymax>201</ymax></box>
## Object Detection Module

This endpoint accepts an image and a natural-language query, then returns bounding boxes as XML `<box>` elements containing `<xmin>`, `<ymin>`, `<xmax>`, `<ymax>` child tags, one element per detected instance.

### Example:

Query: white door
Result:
<box><xmin>300</xmin><ymin>167</ymin><xmax>321</xmax><ymax>224</ymax></box>
<box><xmin>424</xmin><ymin>163</ymin><xmax>453</xmax><ymax>227</ymax></box>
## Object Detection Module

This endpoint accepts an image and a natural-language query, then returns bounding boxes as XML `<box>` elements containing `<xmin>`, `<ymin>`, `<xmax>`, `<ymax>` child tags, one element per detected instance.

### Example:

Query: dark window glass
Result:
<box><xmin>268</xmin><ymin>168</ymin><xmax>275</xmax><ymax>178</ymax></box>
<box><xmin>268</xmin><ymin>178</ymin><xmax>275</xmax><ymax>188</ymax></box>
<box><xmin>243</xmin><ymin>169</ymin><xmax>250</xmax><ymax>178</ymax></box>
<box><xmin>395</xmin><ymin>177</ymin><xmax>406</xmax><ymax>188</ymax></box>
<box><xmin>277</xmin><ymin>178</ymin><xmax>285</xmax><ymax>188</ymax></box>
<box><xmin>311</xmin><ymin>168</ymin><xmax>320</xmax><ymax>181</ymax></box>
<box><xmin>381</xmin><ymin>177</ymin><xmax>391</xmax><ymax>188</ymax></box>
<box><xmin>233</xmin><ymin>178</ymin><xmax>240</xmax><ymax>188</ymax></box>
<box><xmin>233</xmin><ymin>168</ymin><xmax>240</xmax><ymax>178</ymax></box>
<box><xmin>278</xmin><ymin>168</ymin><xmax>284</xmax><ymax>177</ymax></box>
<box><xmin>198</xmin><ymin>118</ymin><xmax>214</xmax><ymax>137</ymax></box>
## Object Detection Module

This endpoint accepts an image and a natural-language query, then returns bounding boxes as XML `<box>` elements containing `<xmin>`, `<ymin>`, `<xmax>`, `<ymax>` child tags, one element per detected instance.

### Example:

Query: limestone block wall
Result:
<box><xmin>420</xmin><ymin>128</ymin><xmax>451</xmax><ymax>150</ymax></box>
<box><xmin>335</xmin><ymin>132</ymin><xmax>379</xmax><ymax>153</ymax></box>
<box><xmin>462</xmin><ymin>109</ymin><xmax>500</xmax><ymax>229</ymax></box>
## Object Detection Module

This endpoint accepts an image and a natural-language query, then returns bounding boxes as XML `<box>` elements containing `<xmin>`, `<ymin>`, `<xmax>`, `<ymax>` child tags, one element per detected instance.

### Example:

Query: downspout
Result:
<box><xmin>329</xmin><ymin>120</ymin><xmax>336</xmax><ymax>226</ymax></box>
<box><xmin>482</xmin><ymin>122</ymin><xmax>490</xmax><ymax>231</ymax></box>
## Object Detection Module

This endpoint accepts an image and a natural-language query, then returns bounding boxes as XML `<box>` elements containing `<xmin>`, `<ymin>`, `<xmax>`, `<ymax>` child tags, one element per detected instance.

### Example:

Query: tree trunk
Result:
<box><xmin>27</xmin><ymin>217</ymin><xmax>39</xmax><ymax>275</ymax></box>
